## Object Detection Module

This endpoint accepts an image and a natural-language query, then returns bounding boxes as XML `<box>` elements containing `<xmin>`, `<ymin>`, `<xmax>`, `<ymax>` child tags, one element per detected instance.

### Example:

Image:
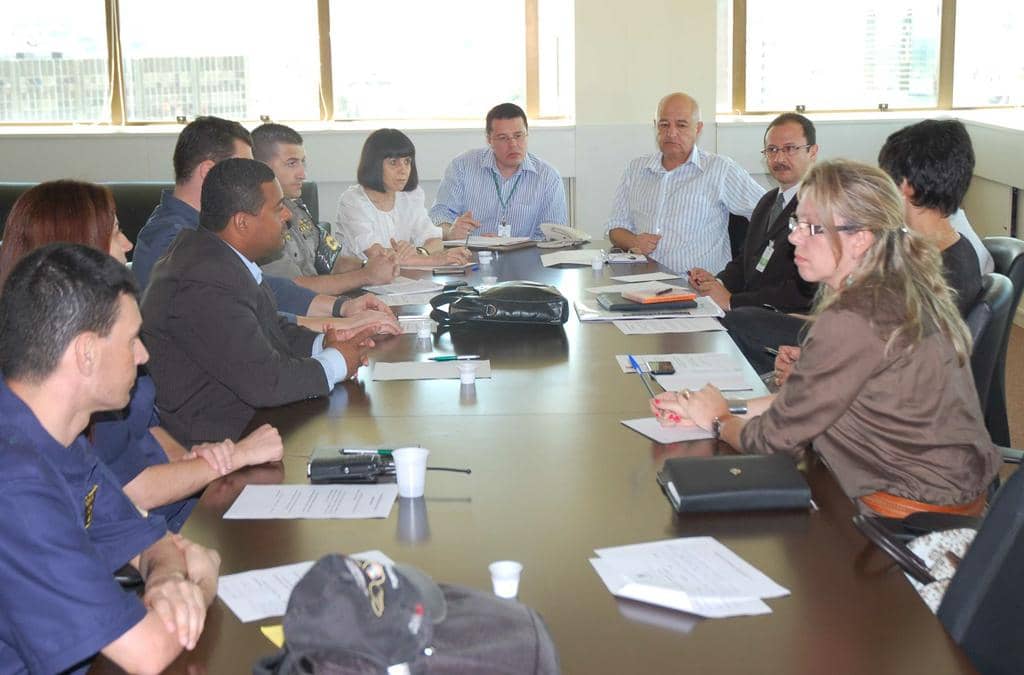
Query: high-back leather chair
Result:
<box><xmin>966</xmin><ymin>273</ymin><xmax>1013</xmax><ymax>415</ymax></box>
<box><xmin>981</xmin><ymin>237</ymin><xmax>1024</xmax><ymax>446</ymax></box>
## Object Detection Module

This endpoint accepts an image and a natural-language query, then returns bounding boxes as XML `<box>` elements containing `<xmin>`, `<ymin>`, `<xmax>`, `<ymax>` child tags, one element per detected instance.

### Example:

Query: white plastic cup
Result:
<box><xmin>591</xmin><ymin>254</ymin><xmax>605</xmax><ymax>270</ymax></box>
<box><xmin>416</xmin><ymin>321</ymin><xmax>432</xmax><ymax>339</ymax></box>
<box><xmin>392</xmin><ymin>447</ymin><xmax>429</xmax><ymax>498</ymax></box>
<box><xmin>457</xmin><ymin>361</ymin><xmax>479</xmax><ymax>384</ymax></box>
<box><xmin>489</xmin><ymin>560</ymin><xmax>523</xmax><ymax>598</ymax></box>
<box><xmin>482</xmin><ymin>275</ymin><xmax>498</xmax><ymax>285</ymax></box>
<box><xmin>478</xmin><ymin>251</ymin><xmax>493</xmax><ymax>264</ymax></box>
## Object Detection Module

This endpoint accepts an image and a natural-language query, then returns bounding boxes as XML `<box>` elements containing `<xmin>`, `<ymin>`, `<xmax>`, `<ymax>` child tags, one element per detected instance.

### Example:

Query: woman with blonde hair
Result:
<box><xmin>652</xmin><ymin>159</ymin><xmax>999</xmax><ymax>516</ymax></box>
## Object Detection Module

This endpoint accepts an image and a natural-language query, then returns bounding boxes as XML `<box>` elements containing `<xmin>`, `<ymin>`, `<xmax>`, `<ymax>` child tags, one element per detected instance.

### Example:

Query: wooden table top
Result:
<box><xmin>92</xmin><ymin>247</ymin><xmax>974</xmax><ymax>674</ymax></box>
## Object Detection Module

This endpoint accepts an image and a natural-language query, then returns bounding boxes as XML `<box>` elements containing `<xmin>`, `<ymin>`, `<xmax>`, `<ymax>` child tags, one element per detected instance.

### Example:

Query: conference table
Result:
<box><xmin>92</xmin><ymin>247</ymin><xmax>973</xmax><ymax>674</ymax></box>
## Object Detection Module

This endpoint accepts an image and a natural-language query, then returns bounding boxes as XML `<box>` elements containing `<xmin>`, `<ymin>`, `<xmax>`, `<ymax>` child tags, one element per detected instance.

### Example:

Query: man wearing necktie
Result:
<box><xmin>689</xmin><ymin>113</ymin><xmax>819</xmax><ymax>312</ymax></box>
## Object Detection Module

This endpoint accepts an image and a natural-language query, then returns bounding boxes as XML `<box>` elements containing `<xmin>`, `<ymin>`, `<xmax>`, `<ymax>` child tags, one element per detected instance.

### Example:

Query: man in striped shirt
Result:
<box><xmin>606</xmin><ymin>92</ymin><xmax>765</xmax><ymax>274</ymax></box>
<box><xmin>430</xmin><ymin>103</ymin><xmax>568</xmax><ymax>240</ymax></box>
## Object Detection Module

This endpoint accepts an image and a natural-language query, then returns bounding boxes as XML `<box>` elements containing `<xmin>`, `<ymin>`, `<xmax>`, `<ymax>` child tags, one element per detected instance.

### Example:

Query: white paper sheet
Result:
<box><xmin>621</xmin><ymin>418</ymin><xmax>716</xmax><ymax>444</ymax></box>
<box><xmin>614</xmin><ymin>318</ymin><xmax>726</xmax><ymax>335</ymax></box>
<box><xmin>399</xmin><ymin>261</ymin><xmax>477</xmax><ymax>272</ymax></box>
<box><xmin>585</xmin><ymin>281</ymin><xmax>678</xmax><ymax>294</ymax></box>
<box><xmin>590</xmin><ymin>537</ymin><xmax>789</xmax><ymax>619</ymax></box>
<box><xmin>609</xmin><ymin>272</ymin><xmax>681</xmax><ymax>283</ymax></box>
<box><xmin>364</xmin><ymin>277</ymin><xmax>443</xmax><ymax>295</ymax></box>
<box><xmin>218</xmin><ymin>550</ymin><xmax>394</xmax><ymax>622</ymax></box>
<box><xmin>397</xmin><ymin>316</ymin><xmax>437</xmax><ymax>334</ymax></box>
<box><xmin>372</xmin><ymin>360</ymin><xmax>492</xmax><ymax>381</ymax></box>
<box><xmin>615</xmin><ymin>353</ymin><xmax>751</xmax><ymax>391</ymax></box>
<box><xmin>606</xmin><ymin>252</ymin><xmax>648</xmax><ymax>264</ymax></box>
<box><xmin>223</xmin><ymin>484</ymin><xmax>398</xmax><ymax>519</ymax></box>
<box><xmin>380</xmin><ymin>292</ymin><xmax>440</xmax><ymax>307</ymax></box>
<box><xmin>443</xmin><ymin>236</ymin><xmax>532</xmax><ymax>248</ymax></box>
<box><xmin>575</xmin><ymin>296</ymin><xmax>724</xmax><ymax>322</ymax></box>
<box><xmin>540</xmin><ymin>250</ymin><xmax>602</xmax><ymax>267</ymax></box>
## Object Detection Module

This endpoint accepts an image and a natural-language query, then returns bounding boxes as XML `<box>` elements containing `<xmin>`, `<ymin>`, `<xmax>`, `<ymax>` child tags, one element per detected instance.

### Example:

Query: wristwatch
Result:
<box><xmin>712</xmin><ymin>413</ymin><xmax>735</xmax><ymax>437</ymax></box>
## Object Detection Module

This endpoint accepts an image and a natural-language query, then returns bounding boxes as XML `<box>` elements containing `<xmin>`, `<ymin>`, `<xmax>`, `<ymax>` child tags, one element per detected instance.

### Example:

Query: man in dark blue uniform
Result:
<box><xmin>0</xmin><ymin>244</ymin><xmax>219</xmax><ymax>673</ymax></box>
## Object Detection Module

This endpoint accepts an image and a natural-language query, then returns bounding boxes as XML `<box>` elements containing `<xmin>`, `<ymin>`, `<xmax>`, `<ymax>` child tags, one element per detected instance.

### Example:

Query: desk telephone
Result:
<box><xmin>537</xmin><ymin>223</ymin><xmax>591</xmax><ymax>248</ymax></box>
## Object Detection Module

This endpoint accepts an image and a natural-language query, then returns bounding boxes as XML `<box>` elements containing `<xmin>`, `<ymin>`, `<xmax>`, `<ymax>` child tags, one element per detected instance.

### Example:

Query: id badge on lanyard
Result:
<box><xmin>755</xmin><ymin>241</ymin><xmax>775</xmax><ymax>273</ymax></box>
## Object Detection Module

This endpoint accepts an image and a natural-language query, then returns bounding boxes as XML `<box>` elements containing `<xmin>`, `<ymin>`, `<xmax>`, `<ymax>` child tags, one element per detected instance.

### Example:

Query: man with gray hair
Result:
<box><xmin>606</xmin><ymin>92</ymin><xmax>764</xmax><ymax>275</ymax></box>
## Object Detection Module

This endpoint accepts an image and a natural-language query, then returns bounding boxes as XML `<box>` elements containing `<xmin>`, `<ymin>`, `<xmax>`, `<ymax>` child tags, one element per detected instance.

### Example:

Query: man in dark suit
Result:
<box><xmin>142</xmin><ymin>159</ymin><xmax>376</xmax><ymax>446</ymax></box>
<box><xmin>688</xmin><ymin>113</ymin><xmax>819</xmax><ymax>313</ymax></box>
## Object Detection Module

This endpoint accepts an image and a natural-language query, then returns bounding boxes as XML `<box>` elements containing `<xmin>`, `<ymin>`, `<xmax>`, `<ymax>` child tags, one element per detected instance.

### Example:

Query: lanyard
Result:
<box><xmin>491</xmin><ymin>171</ymin><xmax>523</xmax><ymax>225</ymax></box>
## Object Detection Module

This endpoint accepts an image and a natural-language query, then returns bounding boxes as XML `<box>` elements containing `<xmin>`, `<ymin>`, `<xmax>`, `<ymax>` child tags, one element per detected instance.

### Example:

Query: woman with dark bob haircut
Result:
<box><xmin>0</xmin><ymin>180</ymin><xmax>284</xmax><ymax>531</ymax></box>
<box><xmin>336</xmin><ymin>129</ymin><xmax>471</xmax><ymax>265</ymax></box>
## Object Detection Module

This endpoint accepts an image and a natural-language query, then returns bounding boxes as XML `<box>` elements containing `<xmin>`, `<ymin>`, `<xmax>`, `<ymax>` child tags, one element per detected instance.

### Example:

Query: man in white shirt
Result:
<box><xmin>606</xmin><ymin>92</ymin><xmax>765</xmax><ymax>274</ymax></box>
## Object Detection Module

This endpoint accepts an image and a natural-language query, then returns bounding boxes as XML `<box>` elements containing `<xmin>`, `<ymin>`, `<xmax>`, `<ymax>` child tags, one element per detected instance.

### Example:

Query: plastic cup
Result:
<box><xmin>416</xmin><ymin>321</ymin><xmax>432</xmax><ymax>339</ymax></box>
<box><xmin>392</xmin><ymin>447</ymin><xmax>429</xmax><ymax>498</ymax></box>
<box><xmin>482</xmin><ymin>275</ymin><xmax>498</xmax><ymax>285</ymax></box>
<box><xmin>489</xmin><ymin>560</ymin><xmax>523</xmax><ymax>598</ymax></box>
<box><xmin>478</xmin><ymin>251</ymin><xmax>493</xmax><ymax>264</ymax></box>
<box><xmin>591</xmin><ymin>254</ymin><xmax>605</xmax><ymax>270</ymax></box>
<box><xmin>457</xmin><ymin>361</ymin><xmax>479</xmax><ymax>384</ymax></box>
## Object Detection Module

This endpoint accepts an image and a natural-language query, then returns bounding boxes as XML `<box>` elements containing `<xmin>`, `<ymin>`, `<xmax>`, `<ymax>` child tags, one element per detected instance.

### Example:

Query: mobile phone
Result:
<box><xmin>648</xmin><ymin>360</ymin><xmax>675</xmax><ymax>375</ymax></box>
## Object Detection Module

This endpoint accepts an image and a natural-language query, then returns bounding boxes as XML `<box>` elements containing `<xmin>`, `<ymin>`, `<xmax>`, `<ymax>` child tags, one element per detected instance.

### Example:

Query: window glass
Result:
<box><xmin>537</xmin><ymin>0</ymin><xmax>575</xmax><ymax>118</ymax></box>
<box><xmin>954</xmin><ymin>2</ymin><xmax>1024</xmax><ymax>107</ymax></box>
<box><xmin>0</xmin><ymin>2</ymin><xmax>110</xmax><ymax>122</ymax></box>
<box><xmin>716</xmin><ymin>0</ymin><xmax>733</xmax><ymax>114</ymax></box>
<box><xmin>329</xmin><ymin>0</ymin><xmax>525</xmax><ymax>120</ymax></box>
<box><xmin>745</xmin><ymin>0</ymin><xmax>941</xmax><ymax>111</ymax></box>
<box><xmin>119</xmin><ymin>0</ymin><xmax>321</xmax><ymax>121</ymax></box>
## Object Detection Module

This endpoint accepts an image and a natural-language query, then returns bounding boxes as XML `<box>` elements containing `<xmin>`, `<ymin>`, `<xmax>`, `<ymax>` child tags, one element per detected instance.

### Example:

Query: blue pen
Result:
<box><xmin>628</xmin><ymin>355</ymin><xmax>657</xmax><ymax>398</ymax></box>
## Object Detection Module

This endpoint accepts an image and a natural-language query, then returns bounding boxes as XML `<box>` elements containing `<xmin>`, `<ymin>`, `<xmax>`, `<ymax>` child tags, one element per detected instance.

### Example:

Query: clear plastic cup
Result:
<box><xmin>457</xmin><ymin>361</ymin><xmax>479</xmax><ymax>384</ymax></box>
<box><xmin>488</xmin><ymin>560</ymin><xmax>523</xmax><ymax>598</ymax></box>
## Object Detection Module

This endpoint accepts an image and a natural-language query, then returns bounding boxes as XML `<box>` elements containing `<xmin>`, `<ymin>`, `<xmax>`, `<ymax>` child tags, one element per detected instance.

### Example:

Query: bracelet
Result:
<box><xmin>332</xmin><ymin>296</ymin><xmax>346</xmax><ymax>317</ymax></box>
<box><xmin>726</xmin><ymin>399</ymin><xmax>749</xmax><ymax>415</ymax></box>
<box><xmin>712</xmin><ymin>413</ymin><xmax>735</xmax><ymax>437</ymax></box>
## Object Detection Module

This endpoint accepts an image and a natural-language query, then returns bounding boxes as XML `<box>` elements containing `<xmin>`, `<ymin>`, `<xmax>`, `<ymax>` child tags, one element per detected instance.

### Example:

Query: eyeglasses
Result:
<box><xmin>788</xmin><ymin>217</ymin><xmax>862</xmax><ymax>237</ymax></box>
<box><xmin>491</xmin><ymin>132</ymin><xmax>528</xmax><ymax>145</ymax></box>
<box><xmin>762</xmin><ymin>144</ymin><xmax>811</xmax><ymax>157</ymax></box>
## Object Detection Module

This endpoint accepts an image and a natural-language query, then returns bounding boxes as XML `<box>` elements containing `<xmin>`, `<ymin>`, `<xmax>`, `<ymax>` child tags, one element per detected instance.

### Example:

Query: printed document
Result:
<box><xmin>575</xmin><ymin>296</ymin><xmax>724</xmax><ymax>322</ymax></box>
<box><xmin>223</xmin><ymin>484</ymin><xmax>398</xmax><ymax>519</ymax></box>
<box><xmin>621</xmin><ymin>418</ymin><xmax>715</xmax><ymax>444</ymax></box>
<box><xmin>614</xmin><ymin>318</ymin><xmax>725</xmax><ymax>335</ymax></box>
<box><xmin>585</xmin><ymin>281</ymin><xmax>679</xmax><ymax>294</ymax></box>
<box><xmin>218</xmin><ymin>550</ymin><xmax>394</xmax><ymax>622</ymax></box>
<box><xmin>380</xmin><ymin>291</ymin><xmax>440</xmax><ymax>307</ymax></box>
<box><xmin>443</xmin><ymin>236</ymin><xmax>532</xmax><ymax>248</ymax></box>
<box><xmin>364</xmin><ymin>277</ymin><xmax>442</xmax><ymax>295</ymax></box>
<box><xmin>615</xmin><ymin>353</ymin><xmax>750</xmax><ymax>391</ymax></box>
<box><xmin>591</xmin><ymin>537</ymin><xmax>789</xmax><ymax>619</ymax></box>
<box><xmin>540</xmin><ymin>250</ymin><xmax>602</xmax><ymax>267</ymax></box>
<box><xmin>609</xmin><ymin>272</ymin><xmax>681</xmax><ymax>283</ymax></box>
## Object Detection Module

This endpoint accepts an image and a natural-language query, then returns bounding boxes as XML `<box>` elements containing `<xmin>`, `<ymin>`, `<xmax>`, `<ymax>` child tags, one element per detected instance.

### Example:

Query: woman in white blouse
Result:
<box><xmin>337</xmin><ymin>129</ymin><xmax>472</xmax><ymax>265</ymax></box>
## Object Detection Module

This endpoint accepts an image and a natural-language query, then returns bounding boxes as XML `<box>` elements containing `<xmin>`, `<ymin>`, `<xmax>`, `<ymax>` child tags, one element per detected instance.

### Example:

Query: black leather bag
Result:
<box><xmin>429</xmin><ymin>281</ymin><xmax>569</xmax><ymax>327</ymax></box>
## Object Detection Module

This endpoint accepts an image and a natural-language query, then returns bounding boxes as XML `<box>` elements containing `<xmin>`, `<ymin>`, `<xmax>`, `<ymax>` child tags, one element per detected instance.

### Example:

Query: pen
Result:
<box><xmin>655</xmin><ymin>287</ymin><xmax>673</xmax><ymax>296</ymax></box>
<box><xmin>763</xmin><ymin>346</ymin><xmax>780</xmax><ymax>356</ymax></box>
<box><xmin>627</xmin><ymin>355</ymin><xmax>657</xmax><ymax>399</ymax></box>
<box><xmin>430</xmin><ymin>355</ymin><xmax>481</xmax><ymax>361</ymax></box>
<box><xmin>341</xmin><ymin>448</ymin><xmax>394</xmax><ymax>456</ymax></box>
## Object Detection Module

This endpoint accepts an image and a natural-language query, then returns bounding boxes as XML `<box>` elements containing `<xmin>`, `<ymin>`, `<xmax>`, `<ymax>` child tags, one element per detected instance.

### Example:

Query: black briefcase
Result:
<box><xmin>657</xmin><ymin>454</ymin><xmax>811</xmax><ymax>513</ymax></box>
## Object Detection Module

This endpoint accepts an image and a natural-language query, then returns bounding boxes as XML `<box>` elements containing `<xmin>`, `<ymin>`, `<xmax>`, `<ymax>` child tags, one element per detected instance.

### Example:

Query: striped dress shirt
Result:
<box><xmin>605</xmin><ymin>148</ymin><xmax>765</xmax><ymax>274</ymax></box>
<box><xmin>429</xmin><ymin>148</ymin><xmax>568</xmax><ymax>239</ymax></box>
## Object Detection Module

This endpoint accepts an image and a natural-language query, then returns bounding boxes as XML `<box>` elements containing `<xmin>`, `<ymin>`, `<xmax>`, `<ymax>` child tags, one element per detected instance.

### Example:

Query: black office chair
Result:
<box><xmin>966</xmin><ymin>273</ymin><xmax>1014</xmax><ymax>415</ymax></box>
<box><xmin>981</xmin><ymin>237</ymin><xmax>1024</xmax><ymax>446</ymax></box>
<box><xmin>727</xmin><ymin>214</ymin><xmax>749</xmax><ymax>259</ymax></box>
<box><xmin>855</xmin><ymin>467</ymin><xmax>1024</xmax><ymax>674</ymax></box>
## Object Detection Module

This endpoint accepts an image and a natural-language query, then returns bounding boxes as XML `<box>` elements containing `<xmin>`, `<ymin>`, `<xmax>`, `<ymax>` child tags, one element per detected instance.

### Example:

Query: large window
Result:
<box><xmin>730</xmin><ymin>0</ymin><xmax>1022</xmax><ymax>113</ymax></box>
<box><xmin>954</xmin><ymin>1</ymin><xmax>1024</xmax><ymax>107</ymax></box>
<box><xmin>0</xmin><ymin>0</ymin><xmax>573</xmax><ymax>125</ymax></box>
<box><xmin>0</xmin><ymin>2</ymin><xmax>110</xmax><ymax>123</ymax></box>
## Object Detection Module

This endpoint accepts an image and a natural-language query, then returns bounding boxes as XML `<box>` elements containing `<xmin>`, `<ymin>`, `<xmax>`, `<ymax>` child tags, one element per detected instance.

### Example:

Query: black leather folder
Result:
<box><xmin>657</xmin><ymin>454</ymin><xmax>811</xmax><ymax>513</ymax></box>
<box><xmin>596</xmin><ymin>293</ymin><xmax>698</xmax><ymax>312</ymax></box>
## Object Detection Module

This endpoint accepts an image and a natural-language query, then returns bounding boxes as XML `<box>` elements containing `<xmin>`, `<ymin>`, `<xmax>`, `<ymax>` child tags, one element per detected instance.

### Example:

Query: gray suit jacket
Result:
<box><xmin>141</xmin><ymin>227</ymin><xmax>329</xmax><ymax>445</ymax></box>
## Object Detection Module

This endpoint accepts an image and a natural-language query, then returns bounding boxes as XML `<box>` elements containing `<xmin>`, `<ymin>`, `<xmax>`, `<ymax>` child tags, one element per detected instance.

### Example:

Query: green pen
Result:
<box><xmin>341</xmin><ymin>448</ymin><xmax>394</xmax><ymax>456</ymax></box>
<box><xmin>429</xmin><ymin>355</ymin><xmax>481</xmax><ymax>361</ymax></box>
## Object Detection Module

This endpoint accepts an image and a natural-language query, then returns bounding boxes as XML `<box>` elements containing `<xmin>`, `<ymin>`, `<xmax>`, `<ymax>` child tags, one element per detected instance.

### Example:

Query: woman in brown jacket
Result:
<box><xmin>651</xmin><ymin>159</ymin><xmax>999</xmax><ymax>517</ymax></box>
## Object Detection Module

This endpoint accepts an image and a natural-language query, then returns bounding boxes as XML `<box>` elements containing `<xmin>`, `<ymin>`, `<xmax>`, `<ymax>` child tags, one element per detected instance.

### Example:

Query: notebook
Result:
<box><xmin>597</xmin><ymin>293</ymin><xmax>698</xmax><ymax>312</ymax></box>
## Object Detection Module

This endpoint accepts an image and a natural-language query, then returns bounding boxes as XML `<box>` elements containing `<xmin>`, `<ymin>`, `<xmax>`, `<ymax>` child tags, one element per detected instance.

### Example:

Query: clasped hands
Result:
<box><xmin>650</xmin><ymin>384</ymin><xmax>729</xmax><ymax>432</ymax></box>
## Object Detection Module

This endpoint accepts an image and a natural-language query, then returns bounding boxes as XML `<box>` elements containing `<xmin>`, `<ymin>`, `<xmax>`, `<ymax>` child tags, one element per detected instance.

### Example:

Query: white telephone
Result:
<box><xmin>537</xmin><ymin>223</ymin><xmax>592</xmax><ymax>249</ymax></box>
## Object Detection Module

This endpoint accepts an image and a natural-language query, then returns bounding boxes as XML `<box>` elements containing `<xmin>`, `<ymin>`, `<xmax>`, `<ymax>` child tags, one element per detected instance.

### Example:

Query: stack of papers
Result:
<box><xmin>364</xmin><ymin>277</ymin><xmax>443</xmax><ymax>295</ymax></box>
<box><xmin>223</xmin><ymin>484</ymin><xmax>398</xmax><ymax>520</ymax></box>
<box><xmin>606</xmin><ymin>252</ymin><xmax>648</xmax><ymax>264</ymax></box>
<box><xmin>590</xmin><ymin>537</ymin><xmax>790</xmax><ymax>618</ymax></box>
<box><xmin>400</xmin><ymin>261</ymin><xmax>477</xmax><ymax>272</ymax></box>
<box><xmin>615</xmin><ymin>353</ymin><xmax>750</xmax><ymax>391</ymax></box>
<box><xmin>541</xmin><ymin>250</ymin><xmax>603</xmax><ymax>267</ymax></box>
<box><xmin>373</xmin><ymin>360</ymin><xmax>493</xmax><ymax>381</ymax></box>
<box><xmin>575</xmin><ymin>296</ymin><xmax>725</xmax><ymax>322</ymax></box>
<box><xmin>584</xmin><ymin>281</ymin><xmax>685</xmax><ymax>295</ymax></box>
<box><xmin>613</xmin><ymin>318</ymin><xmax>726</xmax><ymax>335</ymax></box>
<box><xmin>443</xmin><ymin>236</ymin><xmax>533</xmax><ymax>250</ymax></box>
<box><xmin>609</xmin><ymin>272</ymin><xmax>681</xmax><ymax>283</ymax></box>
<box><xmin>218</xmin><ymin>550</ymin><xmax>394</xmax><ymax>622</ymax></box>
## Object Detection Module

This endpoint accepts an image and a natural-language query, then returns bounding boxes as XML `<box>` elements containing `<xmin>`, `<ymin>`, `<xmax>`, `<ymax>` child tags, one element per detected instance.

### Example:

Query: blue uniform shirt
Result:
<box><xmin>0</xmin><ymin>379</ymin><xmax>166</xmax><ymax>674</ymax></box>
<box><xmin>133</xmin><ymin>189</ymin><xmax>316</xmax><ymax>320</ymax></box>
<box><xmin>91</xmin><ymin>375</ymin><xmax>198</xmax><ymax>532</ymax></box>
